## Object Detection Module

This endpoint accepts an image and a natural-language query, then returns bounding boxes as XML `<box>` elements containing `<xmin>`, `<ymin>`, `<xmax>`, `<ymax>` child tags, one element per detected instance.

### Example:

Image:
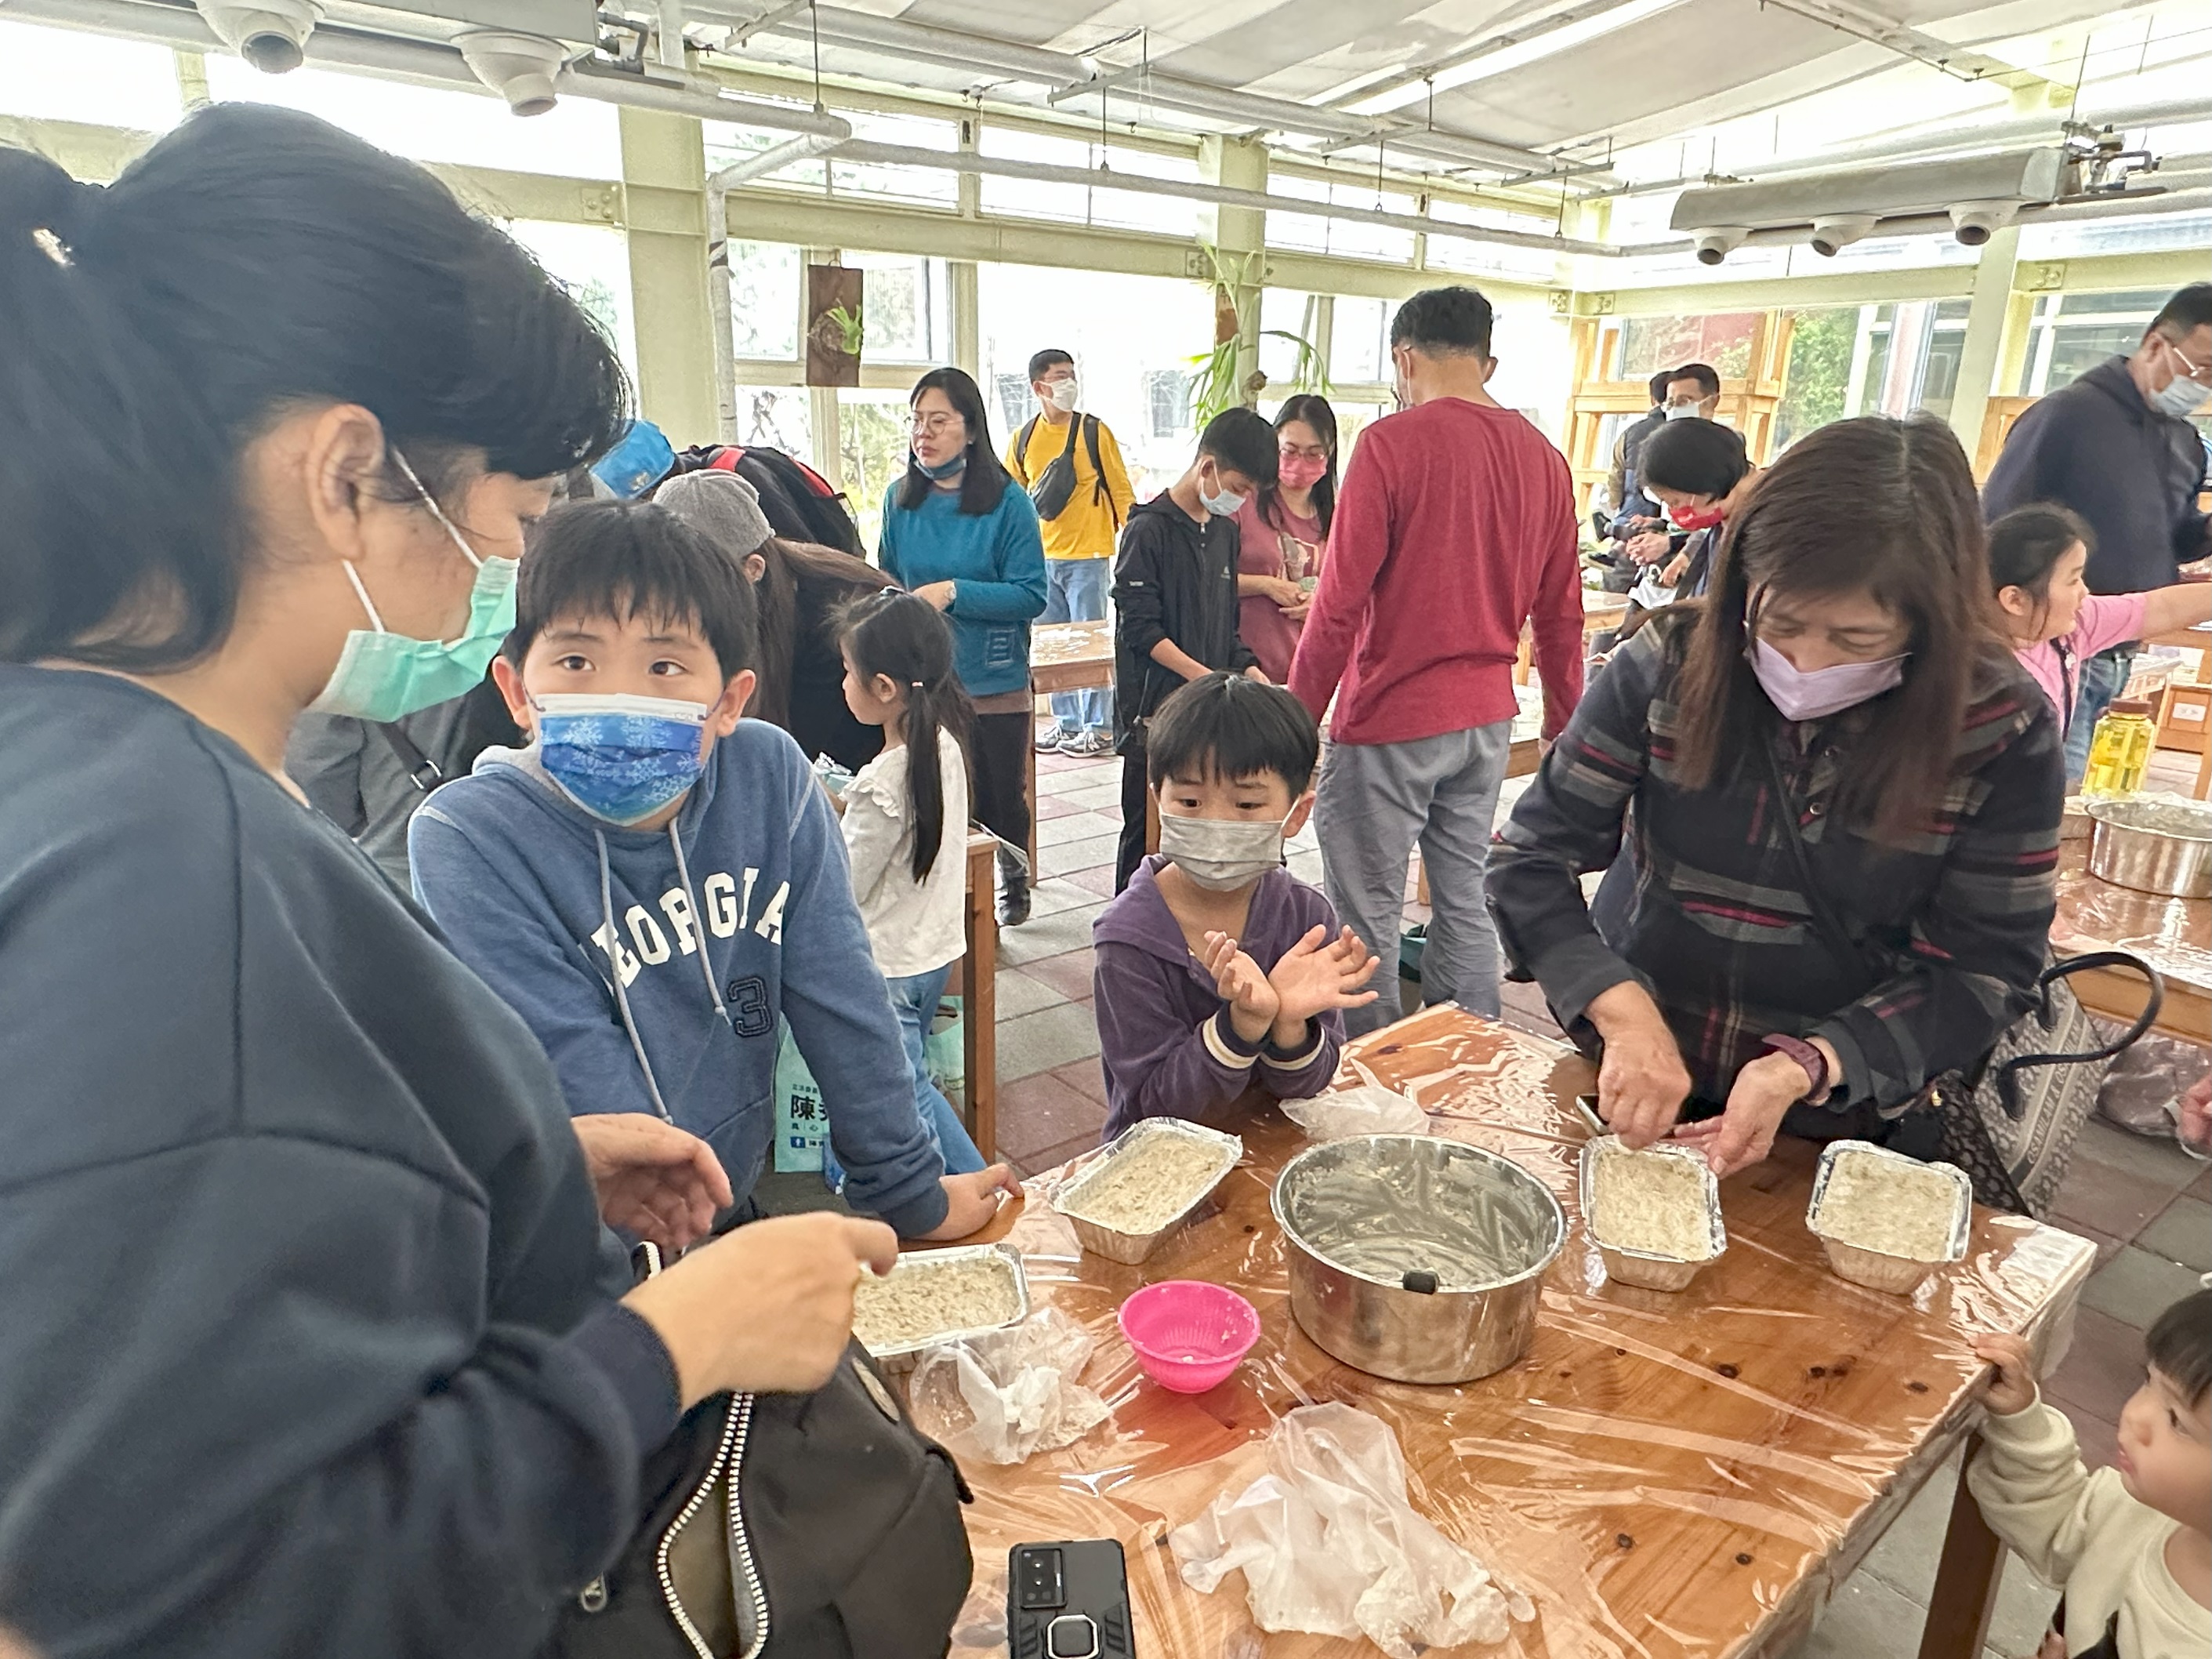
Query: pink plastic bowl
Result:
<box><xmin>1117</xmin><ymin>1280</ymin><xmax>1260</xmax><ymax>1393</ymax></box>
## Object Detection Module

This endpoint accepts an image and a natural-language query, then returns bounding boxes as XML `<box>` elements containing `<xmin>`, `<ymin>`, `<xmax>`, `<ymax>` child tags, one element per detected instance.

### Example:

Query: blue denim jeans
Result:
<box><xmin>1041</xmin><ymin>557</ymin><xmax>1111</xmax><ymax>735</ymax></box>
<box><xmin>886</xmin><ymin>964</ymin><xmax>985</xmax><ymax>1174</ymax></box>
<box><xmin>2064</xmin><ymin>644</ymin><xmax>2138</xmax><ymax>783</ymax></box>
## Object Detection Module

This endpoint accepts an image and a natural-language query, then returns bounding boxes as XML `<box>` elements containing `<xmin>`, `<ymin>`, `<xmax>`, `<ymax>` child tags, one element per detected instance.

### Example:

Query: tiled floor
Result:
<box><xmin>993</xmin><ymin>739</ymin><xmax>2209</xmax><ymax>1659</ymax></box>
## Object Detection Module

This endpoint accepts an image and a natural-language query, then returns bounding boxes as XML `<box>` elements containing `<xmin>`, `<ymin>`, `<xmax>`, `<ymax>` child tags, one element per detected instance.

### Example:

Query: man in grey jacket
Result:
<box><xmin>1984</xmin><ymin>283</ymin><xmax>2212</xmax><ymax>775</ymax></box>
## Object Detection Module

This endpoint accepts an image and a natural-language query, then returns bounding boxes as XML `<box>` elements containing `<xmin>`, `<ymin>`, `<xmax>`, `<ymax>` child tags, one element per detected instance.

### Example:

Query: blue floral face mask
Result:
<box><xmin>532</xmin><ymin>692</ymin><xmax>713</xmax><ymax>826</ymax></box>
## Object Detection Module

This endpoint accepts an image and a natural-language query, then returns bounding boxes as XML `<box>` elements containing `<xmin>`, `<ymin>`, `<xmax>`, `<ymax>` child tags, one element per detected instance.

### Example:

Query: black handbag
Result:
<box><xmin>1014</xmin><ymin>414</ymin><xmax>1114</xmax><ymax>526</ymax></box>
<box><xmin>1758</xmin><ymin>743</ymin><xmax>2163</xmax><ymax>1216</ymax></box>
<box><xmin>551</xmin><ymin>1253</ymin><xmax>974</xmax><ymax>1659</ymax></box>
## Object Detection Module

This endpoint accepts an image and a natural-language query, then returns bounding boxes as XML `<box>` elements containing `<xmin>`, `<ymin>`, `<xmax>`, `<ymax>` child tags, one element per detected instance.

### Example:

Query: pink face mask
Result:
<box><xmin>1748</xmin><ymin>637</ymin><xmax>1907</xmax><ymax>721</ymax></box>
<box><xmin>1278</xmin><ymin>452</ymin><xmax>1329</xmax><ymax>492</ymax></box>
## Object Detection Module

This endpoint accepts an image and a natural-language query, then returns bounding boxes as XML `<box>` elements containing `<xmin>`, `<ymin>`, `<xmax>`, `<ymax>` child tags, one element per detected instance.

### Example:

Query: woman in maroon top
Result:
<box><xmin>1233</xmin><ymin>394</ymin><xmax>1336</xmax><ymax>684</ymax></box>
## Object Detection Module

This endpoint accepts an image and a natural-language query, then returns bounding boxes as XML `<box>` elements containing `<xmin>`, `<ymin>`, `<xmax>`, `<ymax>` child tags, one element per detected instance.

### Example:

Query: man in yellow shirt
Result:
<box><xmin>1006</xmin><ymin>349</ymin><xmax>1137</xmax><ymax>757</ymax></box>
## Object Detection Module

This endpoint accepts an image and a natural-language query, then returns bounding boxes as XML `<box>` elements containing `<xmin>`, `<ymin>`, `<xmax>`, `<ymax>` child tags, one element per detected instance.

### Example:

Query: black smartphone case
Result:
<box><xmin>1006</xmin><ymin>1539</ymin><xmax>1135</xmax><ymax>1658</ymax></box>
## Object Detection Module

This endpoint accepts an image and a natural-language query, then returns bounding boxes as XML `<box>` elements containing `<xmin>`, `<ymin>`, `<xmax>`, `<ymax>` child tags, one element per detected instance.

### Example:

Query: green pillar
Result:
<box><xmin>618</xmin><ymin>107</ymin><xmax>718</xmax><ymax>445</ymax></box>
<box><xmin>1198</xmin><ymin>135</ymin><xmax>1267</xmax><ymax>406</ymax></box>
<box><xmin>1948</xmin><ymin>223</ymin><xmax>2022</xmax><ymax>455</ymax></box>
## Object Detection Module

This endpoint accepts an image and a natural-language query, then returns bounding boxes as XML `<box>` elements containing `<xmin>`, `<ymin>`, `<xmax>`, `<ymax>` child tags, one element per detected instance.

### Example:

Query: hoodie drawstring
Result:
<box><xmin>598</xmin><ymin>822</ymin><xmax>733</xmax><ymax>1124</ymax></box>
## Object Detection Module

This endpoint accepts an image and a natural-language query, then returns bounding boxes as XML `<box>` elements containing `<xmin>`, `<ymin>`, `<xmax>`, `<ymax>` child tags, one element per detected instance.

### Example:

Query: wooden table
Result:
<box><xmin>2052</xmin><ymin>837</ymin><xmax>2210</xmax><ymax>1046</ymax></box>
<box><xmin>1514</xmin><ymin>593</ymin><xmax>1630</xmax><ymax>686</ymax></box>
<box><xmin>1025</xmin><ymin>621</ymin><xmax>1118</xmax><ymax>880</ymax></box>
<box><xmin>948</xmin><ymin>830</ymin><xmax>999</xmax><ymax>1160</ymax></box>
<box><xmin>942</xmin><ymin>1006</ymin><xmax>2097</xmax><ymax>1659</ymax></box>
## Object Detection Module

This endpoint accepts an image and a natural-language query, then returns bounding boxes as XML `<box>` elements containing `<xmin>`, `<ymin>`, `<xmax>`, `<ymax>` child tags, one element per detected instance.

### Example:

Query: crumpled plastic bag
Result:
<box><xmin>906</xmin><ymin>1306</ymin><xmax>1109</xmax><ymax>1465</ymax></box>
<box><xmin>1281</xmin><ymin>1084</ymin><xmax>1428</xmax><ymax>1142</ymax></box>
<box><xmin>2089</xmin><ymin>1016</ymin><xmax>2204</xmax><ymax>1142</ymax></box>
<box><xmin>1167</xmin><ymin>1403</ymin><xmax>1531</xmax><ymax>1657</ymax></box>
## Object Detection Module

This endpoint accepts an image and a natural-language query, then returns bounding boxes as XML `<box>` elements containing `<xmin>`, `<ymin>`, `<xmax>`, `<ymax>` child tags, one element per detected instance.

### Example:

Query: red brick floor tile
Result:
<box><xmin>1022</xmin><ymin>947</ymin><xmax>1099</xmax><ymax>1004</ymax></box>
<box><xmin>1052</xmin><ymin>1058</ymin><xmax>1111</xmax><ymax>1107</ymax></box>
<box><xmin>1035</xmin><ymin>794</ymin><xmax>1086</xmax><ymax>820</ymax></box>
<box><xmin>1065</xmin><ymin>863</ymin><xmax>1119</xmax><ymax>898</ymax></box>
<box><xmin>993</xmin><ymin>1069</ymin><xmax>1110</xmax><ymax>1166</ymax></box>
<box><xmin>2043</xmin><ymin>1306</ymin><xmax>2148</xmax><ymax>1425</ymax></box>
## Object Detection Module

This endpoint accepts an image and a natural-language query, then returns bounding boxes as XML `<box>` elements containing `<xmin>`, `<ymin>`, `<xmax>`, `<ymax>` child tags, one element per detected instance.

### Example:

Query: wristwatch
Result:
<box><xmin>1760</xmin><ymin>1033</ymin><xmax>1829</xmax><ymax>1102</ymax></box>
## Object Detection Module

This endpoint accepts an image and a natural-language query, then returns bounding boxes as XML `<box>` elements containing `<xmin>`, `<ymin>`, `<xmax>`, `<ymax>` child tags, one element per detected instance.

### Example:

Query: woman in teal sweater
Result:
<box><xmin>880</xmin><ymin>367</ymin><xmax>1050</xmax><ymax>924</ymax></box>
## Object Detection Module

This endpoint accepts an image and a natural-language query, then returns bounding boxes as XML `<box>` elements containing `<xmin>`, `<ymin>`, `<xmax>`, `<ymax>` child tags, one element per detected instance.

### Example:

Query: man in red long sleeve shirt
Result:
<box><xmin>1289</xmin><ymin>285</ymin><xmax>1585</xmax><ymax>1033</ymax></box>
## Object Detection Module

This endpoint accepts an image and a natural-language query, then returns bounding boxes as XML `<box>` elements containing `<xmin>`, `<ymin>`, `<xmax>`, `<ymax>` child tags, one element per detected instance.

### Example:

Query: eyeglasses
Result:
<box><xmin>911</xmin><ymin>413</ymin><xmax>964</xmax><ymax>437</ymax></box>
<box><xmin>1279</xmin><ymin>444</ymin><xmax>1329</xmax><ymax>462</ymax></box>
<box><xmin>2167</xmin><ymin>336</ymin><xmax>2212</xmax><ymax>387</ymax></box>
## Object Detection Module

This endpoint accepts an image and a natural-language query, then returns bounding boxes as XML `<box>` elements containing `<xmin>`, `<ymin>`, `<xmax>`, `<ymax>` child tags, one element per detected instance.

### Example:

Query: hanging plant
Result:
<box><xmin>1186</xmin><ymin>242</ymin><xmax>1332</xmax><ymax>424</ymax></box>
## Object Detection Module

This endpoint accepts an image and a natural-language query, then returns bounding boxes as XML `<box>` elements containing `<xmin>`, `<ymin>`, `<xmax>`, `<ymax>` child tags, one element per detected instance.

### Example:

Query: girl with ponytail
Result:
<box><xmin>837</xmin><ymin>590</ymin><xmax>987</xmax><ymax>1173</ymax></box>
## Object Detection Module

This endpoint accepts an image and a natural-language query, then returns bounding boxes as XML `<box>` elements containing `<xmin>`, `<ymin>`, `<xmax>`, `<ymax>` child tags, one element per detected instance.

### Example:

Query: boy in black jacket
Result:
<box><xmin>1111</xmin><ymin>408</ymin><xmax>1278</xmax><ymax>890</ymax></box>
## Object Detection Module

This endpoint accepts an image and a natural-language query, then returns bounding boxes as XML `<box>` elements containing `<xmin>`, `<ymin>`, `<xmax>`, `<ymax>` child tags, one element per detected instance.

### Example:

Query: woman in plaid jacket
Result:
<box><xmin>1488</xmin><ymin>416</ymin><xmax>2063</xmax><ymax>1178</ymax></box>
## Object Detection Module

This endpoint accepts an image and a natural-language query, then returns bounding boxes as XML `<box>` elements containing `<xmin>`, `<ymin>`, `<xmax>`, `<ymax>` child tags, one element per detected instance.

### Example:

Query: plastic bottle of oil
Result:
<box><xmin>2080</xmin><ymin>698</ymin><xmax>2156</xmax><ymax>797</ymax></box>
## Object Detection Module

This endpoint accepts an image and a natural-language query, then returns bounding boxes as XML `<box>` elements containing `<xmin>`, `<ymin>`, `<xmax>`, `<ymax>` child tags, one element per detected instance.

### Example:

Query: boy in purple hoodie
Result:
<box><xmin>1092</xmin><ymin>673</ymin><xmax>1382</xmax><ymax>1137</ymax></box>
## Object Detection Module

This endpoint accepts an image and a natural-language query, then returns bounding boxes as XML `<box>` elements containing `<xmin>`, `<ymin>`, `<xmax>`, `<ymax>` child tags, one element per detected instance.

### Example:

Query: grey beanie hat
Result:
<box><xmin>655</xmin><ymin>469</ymin><xmax>776</xmax><ymax>561</ymax></box>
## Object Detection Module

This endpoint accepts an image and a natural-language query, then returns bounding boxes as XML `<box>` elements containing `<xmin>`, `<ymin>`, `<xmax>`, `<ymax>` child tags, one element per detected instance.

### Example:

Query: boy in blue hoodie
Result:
<box><xmin>411</xmin><ymin>500</ymin><xmax>1015</xmax><ymax>1240</ymax></box>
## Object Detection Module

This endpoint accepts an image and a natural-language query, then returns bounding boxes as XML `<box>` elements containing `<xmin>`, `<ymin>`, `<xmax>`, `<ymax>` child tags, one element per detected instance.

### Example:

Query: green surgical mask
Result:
<box><xmin>308</xmin><ymin>452</ymin><xmax>517</xmax><ymax>723</ymax></box>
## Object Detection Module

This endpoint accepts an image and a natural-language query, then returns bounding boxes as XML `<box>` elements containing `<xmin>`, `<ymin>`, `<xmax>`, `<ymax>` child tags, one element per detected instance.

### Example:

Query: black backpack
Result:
<box><xmin>671</xmin><ymin>445</ymin><xmax>866</xmax><ymax>557</ymax></box>
<box><xmin>549</xmin><ymin>1349</ymin><xmax>973</xmax><ymax>1659</ymax></box>
<box><xmin>1012</xmin><ymin>415</ymin><xmax>1119</xmax><ymax>528</ymax></box>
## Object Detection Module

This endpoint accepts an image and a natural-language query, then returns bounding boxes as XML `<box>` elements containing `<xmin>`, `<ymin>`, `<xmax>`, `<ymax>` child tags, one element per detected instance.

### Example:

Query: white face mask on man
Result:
<box><xmin>1043</xmin><ymin>377</ymin><xmax>1080</xmax><ymax>413</ymax></box>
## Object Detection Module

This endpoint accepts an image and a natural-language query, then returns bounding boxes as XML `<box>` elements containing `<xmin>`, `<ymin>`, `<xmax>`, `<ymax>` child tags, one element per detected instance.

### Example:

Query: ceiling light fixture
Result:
<box><xmin>1347</xmin><ymin>0</ymin><xmax>1691</xmax><ymax>117</ymax></box>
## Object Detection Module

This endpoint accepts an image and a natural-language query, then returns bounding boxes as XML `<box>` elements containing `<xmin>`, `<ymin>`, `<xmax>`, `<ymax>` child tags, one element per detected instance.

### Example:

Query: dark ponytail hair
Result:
<box><xmin>1264</xmin><ymin>394</ymin><xmax>1339</xmax><ymax>538</ymax></box>
<box><xmin>1</xmin><ymin>103</ymin><xmax>629</xmax><ymax>671</ymax></box>
<box><xmin>1988</xmin><ymin>505</ymin><xmax>2094</xmax><ymax>604</ymax></box>
<box><xmin>838</xmin><ymin>590</ymin><xmax>974</xmax><ymax>883</ymax></box>
<box><xmin>897</xmin><ymin>367</ymin><xmax>1010</xmax><ymax>517</ymax></box>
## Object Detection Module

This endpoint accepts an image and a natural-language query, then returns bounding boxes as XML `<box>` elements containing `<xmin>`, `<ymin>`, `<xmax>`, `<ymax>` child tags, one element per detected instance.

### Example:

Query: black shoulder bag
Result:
<box><xmin>552</xmin><ymin>1249</ymin><xmax>974</xmax><ymax>1659</ymax></box>
<box><xmin>1759</xmin><ymin>742</ymin><xmax>2163</xmax><ymax>1216</ymax></box>
<box><xmin>1021</xmin><ymin>414</ymin><xmax>1099</xmax><ymax>525</ymax></box>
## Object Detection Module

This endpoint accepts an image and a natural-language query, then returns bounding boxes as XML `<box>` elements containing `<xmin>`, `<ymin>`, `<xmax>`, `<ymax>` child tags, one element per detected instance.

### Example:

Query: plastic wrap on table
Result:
<box><xmin>1281</xmin><ymin>1084</ymin><xmax>1431</xmax><ymax>1141</ymax></box>
<box><xmin>947</xmin><ymin>1007</ymin><xmax>2098</xmax><ymax>1658</ymax></box>
<box><xmin>1169</xmin><ymin>1402</ymin><xmax>1532</xmax><ymax>1657</ymax></box>
<box><xmin>907</xmin><ymin>1305</ymin><xmax>1110</xmax><ymax>1465</ymax></box>
<box><xmin>2052</xmin><ymin>844</ymin><xmax>2212</xmax><ymax>994</ymax></box>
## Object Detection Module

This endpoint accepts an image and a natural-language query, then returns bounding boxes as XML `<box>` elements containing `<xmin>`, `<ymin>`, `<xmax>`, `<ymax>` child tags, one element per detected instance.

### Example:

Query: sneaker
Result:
<box><xmin>997</xmin><ymin>880</ymin><xmax>1032</xmax><ymax>928</ymax></box>
<box><xmin>1035</xmin><ymin>724</ymin><xmax>1072</xmax><ymax>753</ymax></box>
<box><xmin>1058</xmin><ymin>730</ymin><xmax>1113</xmax><ymax>757</ymax></box>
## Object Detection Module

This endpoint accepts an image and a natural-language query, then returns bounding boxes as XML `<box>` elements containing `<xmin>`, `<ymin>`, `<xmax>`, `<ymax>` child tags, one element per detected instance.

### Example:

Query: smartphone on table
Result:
<box><xmin>1007</xmin><ymin>1540</ymin><xmax>1134</xmax><ymax>1658</ymax></box>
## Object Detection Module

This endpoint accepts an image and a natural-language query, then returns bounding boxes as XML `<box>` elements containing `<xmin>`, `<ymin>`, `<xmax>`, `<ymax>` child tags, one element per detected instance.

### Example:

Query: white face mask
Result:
<box><xmin>1043</xmin><ymin>378</ymin><xmax>1080</xmax><ymax>412</ymax></box>
<box><xmin>1664</xmin><ymin>402</ymin><xmax>1701</xmax><ymax>420</ymax></box>
<box><xmin>1157</xmin><ymin>812</ymin><xmax>1288</xmax><ymax>891</ymax></box>
<box><xmin>2150</xmin><ymin>353</ymin><xmax>2211</xmax><ymax>419</ymax></box>
<box><xmin>1747</xmin><ymin>636</ymin><xmax>1907</xmax><ymax>721</ymax></box>
<box><xmin>1197</xmin><ymin>463</ymin><xmax>1246</xmax><ymax>518</ymax></box>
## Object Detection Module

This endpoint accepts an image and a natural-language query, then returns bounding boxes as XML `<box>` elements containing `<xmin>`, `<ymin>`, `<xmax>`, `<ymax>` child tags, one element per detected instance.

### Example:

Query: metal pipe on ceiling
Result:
<box><xmin>685</xmin><ymin>1</ymin><xmax>1574</xmax><ymax>179</ymax></box>
<box><xmin>785</xmin><ymin>137</ymin><xmax>1670</xmax><ymax>259</ymax></box>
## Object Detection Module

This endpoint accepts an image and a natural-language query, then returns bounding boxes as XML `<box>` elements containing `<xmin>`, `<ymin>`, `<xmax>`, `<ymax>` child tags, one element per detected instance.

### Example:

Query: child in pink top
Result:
<box><xmin>1990</xmin><ymin>505</ymin><xmax>2209</xmax><ymax>741</ymax></box>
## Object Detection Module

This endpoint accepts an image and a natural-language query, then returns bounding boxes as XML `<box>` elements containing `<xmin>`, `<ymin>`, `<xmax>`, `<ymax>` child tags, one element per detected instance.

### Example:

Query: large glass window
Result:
<box><xmin>2018</xmin><ymin>289</ymin><xmax>2170</xmax><ymax>395</ymax></box>
<box><xmin>203</xmin><ymin>60</ymin><xmax>621</xmax><ymax>177</ymax></box>
<box><xmin>734</xmin><ymin>385</ymin><xmax>812</xmax><ymax>459</ymax></box>
<box><xmin>829</xmin><ymin>110</ymin><xmax>959</xmax><ymax>209</ymax></box>
<box><xmin>1258</xmin><ymin>290</ymin><xmax>1327</xmax><ymax>394</ymax></box>
<box><xmin>1772</xmin><ymin>306</ymin><xmax>1860</xmax><ymax>452</ymax></box>
<box><xmin>1268</xmin><ymin>173</ymin><xmax>1418</xmax><ymax>263</ymax></box>
<box><xmin>1858</xmin><ymin>299</ymin><xmax>1971</xmax><ymax>420</ymax></box>
<box><xmin>839</xmin><ymin>390</ymin><xmax>916</xmax><ymax>550</ymax></box>
<box><xmin>977</xmin><ymin>263</ymin><xmax>1215</xmax><ymax>500</ymax></box>
<box><xmin>1615</xmin><ymin>313</ymin><xmax>1762</xmax><ymax>381</ymax></box>
<box><xmin>1330</xmin><ymin>296</ymin><xmax>1391</xmax><ymax>386</ymax></box>
<box><xmin>848</xmin><ymin>252</ymin><xmax>951</xmax><ymax>366</ymax></box>
<box><xmin>507</xmin><ymin>221</ymin><xmax>636</xmax><ymax>380</ymax></box>
<box><xmin>0</xmin><ymin>19</ymin><xmax>181</xmax><ymax>128</ymax></box>
<box><xmin>728</xmin><ymin>240</ymin><xmax>803</xmax><ymax>361</ymax></box>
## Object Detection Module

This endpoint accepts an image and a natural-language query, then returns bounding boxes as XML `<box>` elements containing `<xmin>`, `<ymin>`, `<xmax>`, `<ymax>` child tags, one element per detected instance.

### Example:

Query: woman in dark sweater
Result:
<box><xmin>1489</xmin><ymin>416</ymin><xmax>2063</xmax><ymax>1178</ymax></box>
<box><xmin>654</xmin><ymin>470</ymin><xmax>887</xmax><ymax>771</ymax></box>
<box><xmin>0</xmin><ymin>106</ymin><xmax>895</xmax><ymax>1659</ymax></box>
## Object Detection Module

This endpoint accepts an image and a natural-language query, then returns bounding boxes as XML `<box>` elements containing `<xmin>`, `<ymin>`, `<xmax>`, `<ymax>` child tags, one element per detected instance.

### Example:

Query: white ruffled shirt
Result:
<box><xmin>839</xmin><ymin>739</ymin><xmax>969</xmax><ymax>979</ymax></box>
